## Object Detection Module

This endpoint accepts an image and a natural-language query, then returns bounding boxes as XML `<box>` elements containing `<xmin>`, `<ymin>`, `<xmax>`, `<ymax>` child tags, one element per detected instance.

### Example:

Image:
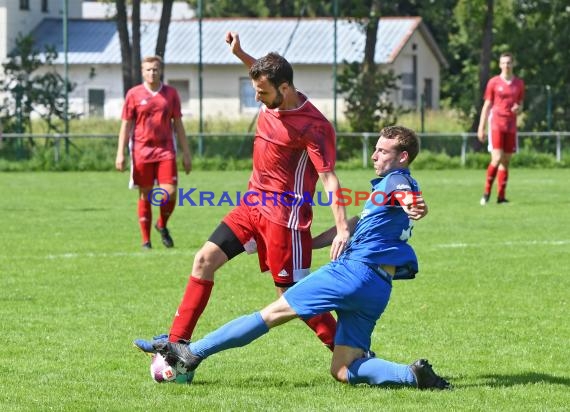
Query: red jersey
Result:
<box><xmin>249</xmin><ymin>92</ymin><xmax>336</xmax><ymax>231</ymax></box>
<box><xmin>484</xmin><ymin>75</ymin><xmax>525</xmax><ymax>131</ymax></box>
<box><xmin>122</xmin><ymin>83</ymin><xmax>182</xmax><ymax>163</ymax></box>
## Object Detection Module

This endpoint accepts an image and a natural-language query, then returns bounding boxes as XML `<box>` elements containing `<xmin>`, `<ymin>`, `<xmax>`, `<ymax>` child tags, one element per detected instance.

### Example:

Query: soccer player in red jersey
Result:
<box><xmin>135</xmin><ymin>32</ymin><xmax>351</xmax><ymax>352</ymax></box>
<box><xmin>477</xmin><ymin>52</ymin><xmax>525</xmax><ymax>205</ymax></box>
<box><xmin>115</xmin><ymin>56</ymin><xmax>192</xmax><ymax>249</ymax></box>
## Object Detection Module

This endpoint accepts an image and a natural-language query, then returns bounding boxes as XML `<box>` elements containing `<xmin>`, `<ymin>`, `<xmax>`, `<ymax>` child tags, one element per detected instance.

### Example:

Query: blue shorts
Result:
<box><xmin>283</xmin><ymin>257</ymin><xmax>392</xmax><ymax>351</ymax></box>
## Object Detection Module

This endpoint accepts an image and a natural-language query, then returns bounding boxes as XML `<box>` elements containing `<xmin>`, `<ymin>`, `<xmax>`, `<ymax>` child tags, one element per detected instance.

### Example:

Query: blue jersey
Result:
<box><xmin>343</xmin><ymin>168</ymin><xmax>420</xmax><ymax>279</ymax></box>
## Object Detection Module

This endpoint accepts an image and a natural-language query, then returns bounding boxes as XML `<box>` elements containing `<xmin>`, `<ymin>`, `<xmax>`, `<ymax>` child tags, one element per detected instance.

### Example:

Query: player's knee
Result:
<box><xmin>192</xmin><ymin>245</ymin><xmax>225</xmax><ymax>275</ymax></box>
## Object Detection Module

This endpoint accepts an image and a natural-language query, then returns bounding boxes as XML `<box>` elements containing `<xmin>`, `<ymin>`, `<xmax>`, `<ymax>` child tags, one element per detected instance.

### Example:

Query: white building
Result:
<box><xmin>3</xmin><ymin>6</ymin><xmax>448</xmax><ymax>122</ymax></box>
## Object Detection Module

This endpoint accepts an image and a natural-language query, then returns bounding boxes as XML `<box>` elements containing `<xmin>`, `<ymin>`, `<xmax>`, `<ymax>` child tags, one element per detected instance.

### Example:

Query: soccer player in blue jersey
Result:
<box><xmin>154</xmin><ymin>125</ymin><xmax>450</xmax><ymax>389</ymax></box>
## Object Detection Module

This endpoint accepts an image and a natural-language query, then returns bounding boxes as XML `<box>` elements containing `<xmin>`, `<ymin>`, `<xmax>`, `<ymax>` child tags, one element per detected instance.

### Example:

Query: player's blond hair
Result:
<box><xmin>141</xmin><ymin>56</ymin><xmax>163</xmax><ymax>67</ymax></box>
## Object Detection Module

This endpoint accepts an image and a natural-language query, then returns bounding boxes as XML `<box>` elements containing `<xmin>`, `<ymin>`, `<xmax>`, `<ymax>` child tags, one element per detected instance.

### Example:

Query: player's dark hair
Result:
<box><xmin>380</xmin><ymin>126</ymin><xmax>420</xmax><ymax>164</ymax></box>
<box><xmin>500</xmin><ymin>52</ymin><xmax>513</xmax><ymax>60</ymax></box>
<box><xmin>249</xmin><ymin>52</ymin><xmax>294</xmax><ymax>89</ymax></box>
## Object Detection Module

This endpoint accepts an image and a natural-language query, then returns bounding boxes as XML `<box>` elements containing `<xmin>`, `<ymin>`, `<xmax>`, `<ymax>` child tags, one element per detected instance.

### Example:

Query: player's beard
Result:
<box><xmin>265</xmin><ymin>90</ymin><xmax>284</xmax><ymax>109</ymax></box>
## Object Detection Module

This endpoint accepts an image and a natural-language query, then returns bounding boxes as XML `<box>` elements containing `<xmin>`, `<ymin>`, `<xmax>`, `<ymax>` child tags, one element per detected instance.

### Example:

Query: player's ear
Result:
<box><xmin>279</xmin><ymin>82</ymin><xmax>290</xmax><ymax>94</ymax></box>
<box><xmin>399</xmin><ymin>151</ymin><xmax>409</xmax><ymax>164</ymax></box>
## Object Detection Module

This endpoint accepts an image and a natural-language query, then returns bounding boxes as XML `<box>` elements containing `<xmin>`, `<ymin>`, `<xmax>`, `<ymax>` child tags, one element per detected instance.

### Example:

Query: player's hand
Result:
<box><xmin>115</xmin><ymin>153</ymin><xmax>125</xmax><ymax>172</ymax></box>
<box><xmin>329</xmin><ymin>228</ymin><xmax>350</xmax><ymax>261</ymax></box>
<box><xmin>511</xmin><ymin>103</ymin><xmax>522</xmax><ymax>114</ymax></box>
<box><xmin>225</xmin><ymin>31</ymin><xmax>241</xmax><ymax>54</ymax></box>
<box><xmin>182</xmin><ymin>152</ymin><xmax>192</xmax><ymax>174</ymax></box>
<box><xmin>477</xmin><ymin>128</ymin><xmax>486</xmax><ymax>143</ymax></box>
<box><xmin>403</xmin><ymin>194</ymin><xmax>428</xmax><ymax>221</ymax></box>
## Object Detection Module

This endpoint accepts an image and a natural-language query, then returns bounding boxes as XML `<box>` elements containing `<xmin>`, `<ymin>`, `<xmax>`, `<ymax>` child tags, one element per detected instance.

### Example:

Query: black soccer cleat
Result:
<box><xmin>409</xmin><ymin>359</ymin><xmax>451</xmax><ymax>390</ymax></box>
<box><xmin>153</xmin><ymin>340</ymin><xmax>203</xmax><ymax>373</ymax></box>
<box><xmin>155</xmin><ymin>224</ymin><xmax>174</xmax><ymax>248</ymax></box>
<box><xmin>497</xmin><ymin>198</ymin><xmax>509</xmax><ymax>204</ymax></box>
<box><xmin>142</xmin><ymin>241</ymin><xmax>152</xmax><ymax>250</ymax></box>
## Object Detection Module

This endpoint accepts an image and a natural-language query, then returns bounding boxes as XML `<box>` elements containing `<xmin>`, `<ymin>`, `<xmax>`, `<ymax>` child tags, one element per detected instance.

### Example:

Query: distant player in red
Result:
<box><xmin>477</xmin><ymin>52</ymin><xmax>525</xmax><ymax>204</ymax></box>
<box><xmin>115</xmin><ymin>56</ymin><xmax>192</xmax><ymax>248</ymax></box>
<box><xmin>134</xmin><ymin>32</ymin><xmax>351</xmax><ymax>353</ymax></box>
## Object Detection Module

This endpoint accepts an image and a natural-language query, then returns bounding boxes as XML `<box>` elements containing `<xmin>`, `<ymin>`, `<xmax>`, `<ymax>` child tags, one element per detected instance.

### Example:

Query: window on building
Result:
<box><xmin>167</xmin><ymin>80</ymin><xmax>190</xmax><ymax>110</ymax></box>
<box><xmin>88</xmin><ymin>89</ymin><xmax>105</xmax><ymax>117</ymax></box>
<box><xmin>423</xmin><ymin>78</ymin><xmax>433</xmax><ymax>109</ymax></box>
<box><xmin>20</xmin><ymin>0</ymin><xmax>30</xmax><ymax>10</ymax></box>
<box><xmin>401</xmin><ymin>55</ymin><xmax>417</xmax><ymax>108</ymax></box>
<box><xmin>239</xmin><ymin>77</ymin><xmax>257</xmax><ymax>111</ymax></box>
<box><xmin>41</xmin><ymin>0</ymin><xmax>49</xmax><ymax>13</ymax></box>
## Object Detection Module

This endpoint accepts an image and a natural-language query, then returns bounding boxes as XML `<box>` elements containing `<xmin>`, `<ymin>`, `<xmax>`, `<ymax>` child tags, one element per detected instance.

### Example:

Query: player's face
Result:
<box><xmin>371</xmin><ymin>137</ymin><xmax>408</xmax><ymax>176</ymax></box>
<box><xmin>499</xmin><ymin>56</ymin><xmax>513</xmax><ymax>76</ymax></box>
<box><xmin>251</xmin><ymin>76</ymin><xmax>285</xmax><ymax>109</ymax></box>
<box><xmin>142</xmin><ymin>61</ymin><xmax>161</xmax><ymax>87</ymax></box>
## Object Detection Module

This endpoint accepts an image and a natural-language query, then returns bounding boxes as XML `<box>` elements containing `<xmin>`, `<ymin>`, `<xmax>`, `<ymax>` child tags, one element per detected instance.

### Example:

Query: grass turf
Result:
<box><xmin>1</xmin><ymin>169</ymin><xmax>569</xmax><ymax>411</ymax></box>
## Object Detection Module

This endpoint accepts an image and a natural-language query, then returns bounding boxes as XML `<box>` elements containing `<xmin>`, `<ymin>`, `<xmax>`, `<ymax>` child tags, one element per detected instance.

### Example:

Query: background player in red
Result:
<box><xmin>115</xmin><ymin>56</ymin><xmax>192</xmax><ymax>249</ymax></box>
<box><xmin>135</xmin><ymin>31</ymin><xmax>351</xmax><ymax>353</ymax></box>
<box><xmin>477</xmin><ymin>52</ymin><xmax>525</xmax><ymax>205</ymax></box>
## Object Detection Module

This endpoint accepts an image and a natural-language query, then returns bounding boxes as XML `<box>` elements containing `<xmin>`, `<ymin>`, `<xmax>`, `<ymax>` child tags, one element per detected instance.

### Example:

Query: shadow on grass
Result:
<box><xmin>468</xmin><ymin>372</ymin><xmax>570</xmax><ymax>388</ymax></box>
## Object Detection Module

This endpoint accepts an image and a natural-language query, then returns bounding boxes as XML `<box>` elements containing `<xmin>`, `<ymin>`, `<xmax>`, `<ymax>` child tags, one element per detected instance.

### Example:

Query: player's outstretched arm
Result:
<box><xmin>394</xmin><ymin>192</ymin><xmax>428</xmax><ymax>221</ymax></box>
<box><xmin>225</xmin><ymin>31</ymin><xmax>256</xmax><ymax>69</ymax></box>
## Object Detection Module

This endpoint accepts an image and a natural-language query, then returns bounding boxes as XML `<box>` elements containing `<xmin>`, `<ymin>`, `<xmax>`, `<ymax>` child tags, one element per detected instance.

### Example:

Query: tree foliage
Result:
<box><xmin>1</xmin><ymin>35</ymin><xmax>76</xmax><ymax>135</ymax></box>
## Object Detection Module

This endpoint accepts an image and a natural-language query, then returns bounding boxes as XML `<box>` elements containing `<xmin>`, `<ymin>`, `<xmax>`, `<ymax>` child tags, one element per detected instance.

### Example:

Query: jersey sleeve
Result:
<box><xmin>384</xmin><ymin>174</ymin><xmax>417</xmax><ymax>207</ymax></box>
<box><xmin>518</xmin><ymin>79</ymin><xmax>525</xmax><ymax>103</ymax></box>
<box><xmin>304</xmin><ymin>122</ymin><xmax>337</xmax><ymax>173</ymax></box>
<box><xmin>483</xmin><ymin>77</ymin><xmax>495</xmax><ymax>102</ymax></box>
<box><xmin>121</xmin><ymin>90</ymin><xmax>136</xmax><ymax>121</ymax></box>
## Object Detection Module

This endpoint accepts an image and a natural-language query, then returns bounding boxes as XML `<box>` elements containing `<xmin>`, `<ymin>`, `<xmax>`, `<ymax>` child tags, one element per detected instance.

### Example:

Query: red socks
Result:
<box><xmin>138</xmin><ymin>199</ymin><xmax>152</xmax><ymax>244</ymax></box>
<box><xmin>169</xmin><ymin>276</ymin><xmax>214</xmax><ymax>342</ymax></box>
<box><xmin>303</xmin><ymin>312</ymin><xmax>337</xmax><ymax>351</ymax></box>
<box><xmin>497</xmin><ymin>168</ymin><xmax>508</xmax><ymax>200</ymax></box>
<box><xmin>157</xmin><ymin>199</ymin><xmax>176</xmax><ymax>229</ymax></box>
<box><xmin>484</xmin><ymin>164</ymin><xmax>498</xmax><ymax>196</ymax></box>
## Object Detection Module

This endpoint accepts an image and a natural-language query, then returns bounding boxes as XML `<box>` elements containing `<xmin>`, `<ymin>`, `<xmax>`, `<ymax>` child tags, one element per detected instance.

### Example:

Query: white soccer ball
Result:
<box><xmin>150</xmin><ymin>353</ymin><xmax>194</xmax><ymax>384</ymax></box>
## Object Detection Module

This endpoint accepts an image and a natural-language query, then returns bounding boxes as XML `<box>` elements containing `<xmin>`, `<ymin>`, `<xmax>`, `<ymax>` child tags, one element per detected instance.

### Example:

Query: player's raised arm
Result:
<box><xmin>225</xmin><ymin>31</ymin><xmax>257</xmax><ymax>69</ymax></box>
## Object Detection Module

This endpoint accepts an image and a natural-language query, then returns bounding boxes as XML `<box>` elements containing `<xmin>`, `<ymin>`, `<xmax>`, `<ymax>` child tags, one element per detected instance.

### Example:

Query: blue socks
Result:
<box><xmin>189</xmin><ymin>312</ymin><xmax>269</xmax><ymax>359</ymax></box>
<box><xmin>347</xmin><ymin>357</ymin><xmax>416</xmax><ymax>386</ymax></box>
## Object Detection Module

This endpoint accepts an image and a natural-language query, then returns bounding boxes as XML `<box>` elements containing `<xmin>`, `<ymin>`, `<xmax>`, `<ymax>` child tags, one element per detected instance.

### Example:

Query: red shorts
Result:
<box><xmin>223</xmin><ymin>203</ymin><xmax>312</xmax><ymax>287</ymax></box>
<box><xmin>131</xmin><ymin>158</ymin><xmax>178</xmax><ymax>188</ymax></box>
<box><xmin>488</xmin><ymin>115</ymin><xmax>518</xmax><ymax>153</ymax></box>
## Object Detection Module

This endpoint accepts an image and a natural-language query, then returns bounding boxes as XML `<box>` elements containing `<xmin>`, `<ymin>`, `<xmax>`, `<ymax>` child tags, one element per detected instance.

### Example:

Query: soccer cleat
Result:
<box><xmin>133</xmin><ymin>334</ymin><xmax>169</xmax><ymax>354</ymax></box>
<box><xmin>409</xmin><ymin>359</ymin><xmax>451</xmax><ymax>390</ymax></box>
<box><xmin>480</xmin><ymin>194</ymin><xmax>490</xmax><ymax>206</ymax></box>
<box><xmin>155</xmin><ymin>224</ymin><xmax>174</xmax><ymax>248</ymax></box>
<box><xmin>154</xmin><ymin>340</ymin><xmax>203</xmax><ymax>372</ymax></box>
<box><xmin>497</xmin><ymin>198</ymin><xmax>509</xmax><ymax>204</ymax></box>
<box><xmin>142</xmin><ymin>242</ymin><xmax>152</xmax><ymax>250</ymax></box>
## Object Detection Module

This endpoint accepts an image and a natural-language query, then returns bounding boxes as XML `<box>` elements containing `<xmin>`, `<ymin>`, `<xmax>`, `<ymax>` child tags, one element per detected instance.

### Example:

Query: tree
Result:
<box><xmin>115</xmin><ymin>0</ymin><xmax>132</xmax><ymax>95</ymax></box>
<box><xmin>156</xmin><ymin>0</ymin><xmax>174</xmax><ymax>60</ymax></box>
<box><xmin>1</xmin><ymin>35</ymin><xmax>77</xmax><ymax>150</ymax></box>
<box><xmin>115</xmin><ymin>0</ymin><xmax>176</xmax><ymax>94</ymax></box>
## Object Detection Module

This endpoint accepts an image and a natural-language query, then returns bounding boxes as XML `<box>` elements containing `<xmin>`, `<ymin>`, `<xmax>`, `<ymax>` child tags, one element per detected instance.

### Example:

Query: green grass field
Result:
<box><xmin>1</xmin><ymin>169</ymin><xmax>569</xmax><ymax>411</ymax></box>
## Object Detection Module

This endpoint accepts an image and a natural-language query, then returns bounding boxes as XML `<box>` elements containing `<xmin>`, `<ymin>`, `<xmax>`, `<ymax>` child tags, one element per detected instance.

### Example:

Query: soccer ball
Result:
<box><xmin>150</xmin><ymin>353</ymin><xmax>194</xmax><ymax>384</ymax></box>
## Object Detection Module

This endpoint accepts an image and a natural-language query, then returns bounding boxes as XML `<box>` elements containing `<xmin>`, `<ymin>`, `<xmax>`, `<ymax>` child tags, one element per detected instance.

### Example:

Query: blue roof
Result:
<box><xmin>28</xmin><ymin>17</ymin><xmax>445</xmax><ymax>66</ymax></box>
